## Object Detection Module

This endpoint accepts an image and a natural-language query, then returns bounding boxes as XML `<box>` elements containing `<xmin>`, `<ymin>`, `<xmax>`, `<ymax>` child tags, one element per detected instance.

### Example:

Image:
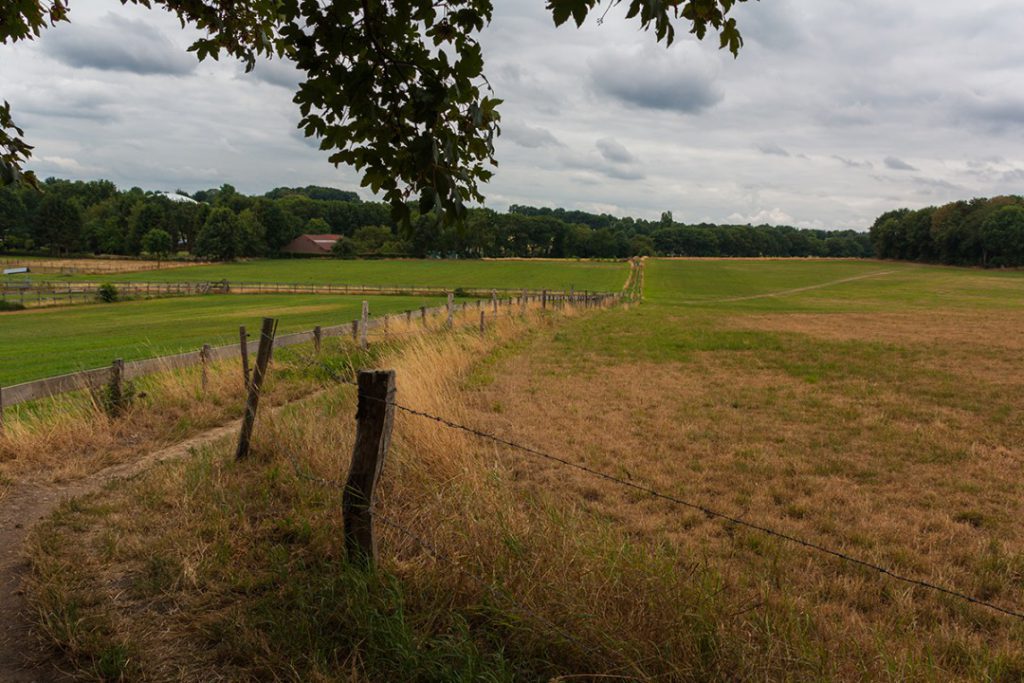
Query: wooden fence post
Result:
<box><xmin>235</xmin><ymin>318</ymin><xmax>277</xmax><ymax>461</ymax></box>
<box><xmin>446</xmin><ymin>292</ymin><xmax>454</xmax><ymax>329</ymax></box>
<box><xmin>491</xmin><ymin>289</ymin><xmax>498</xmax><ymax>315</ymax></box>
<box><xmin>314</xmin><ymin>325</ymin><xmax>323</xmax><ymax>355</ymax></box>
<box><xmin>109</xmin><ymin>358</ymin><xmax>126</xmax><ymax>416</ymax></box>
<box><xmin>239</xmin><ymin>326</ymin><xmax>250</xmax><ymax>389</ymax></box>
<box><xmin>406</xmin><ymin>309</ymin><xmax>412</xmax><ymax>324</ymax></box>
<box><xmin>542</xmin><ymin>289</ymin><xmax>548</xmax><ymax>309</ymax></box>
<box><xmin>480</xmin><ymin>310</ymin><xmax>486</xmax><ymax>334</ymax></box>
<box><xmin>360</xmin><ymin>301</ymin><xmax>369</xmax><ymax>350</ymax></box>
<box><xmin>343</xmin><ymin>369</ymin><xmax>397</xmax><ymax>565</ymax></box>
<box><xmin>351</xmin><ymin>319</ymin><xmax>359</xmax><ymax>342</ymax></box>
<box><xmin>201</xmin><ymin>344</ymin><xmax>212</xmax><ymax>392</ymax></box>
<box><xmin>420</xmin><ymin>305</ymin><xmax>427</xmax><ymax>324</ymax></box>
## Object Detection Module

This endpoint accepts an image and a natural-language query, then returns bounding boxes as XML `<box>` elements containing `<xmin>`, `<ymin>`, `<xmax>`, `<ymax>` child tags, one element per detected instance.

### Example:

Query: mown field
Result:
<box><xmin>0</xmin><ymin>294</ymin><xmax>440</xmax><ymax>385</ymax></box>
<box><xmin>20</xmin><ymin>258</ymin><xmax>1024</xmax><ymax>681</ymax></box>
<box><xmin>10</xmin><ymin>258</ymin><xmax>629</xmax><ymax>292</ymax></box>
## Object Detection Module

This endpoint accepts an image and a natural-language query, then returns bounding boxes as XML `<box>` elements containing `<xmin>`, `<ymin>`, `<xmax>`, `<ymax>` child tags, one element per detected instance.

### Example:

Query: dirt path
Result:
<box><xmin>0</xmin><ymin>419</ymin><xmax>243</xmax><ymax>681</ymax></box>
<box><xmin>679</xmin><ymin>270</ymin><xmax>894</xmax><ymax>304</ymax></box>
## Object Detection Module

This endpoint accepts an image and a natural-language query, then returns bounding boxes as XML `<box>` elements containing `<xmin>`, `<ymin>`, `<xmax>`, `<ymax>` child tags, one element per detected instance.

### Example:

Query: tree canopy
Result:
<box><xmin>0</xmin><ymin>0</ymin><xmax>749</xmax><ymax>224</ymax></box>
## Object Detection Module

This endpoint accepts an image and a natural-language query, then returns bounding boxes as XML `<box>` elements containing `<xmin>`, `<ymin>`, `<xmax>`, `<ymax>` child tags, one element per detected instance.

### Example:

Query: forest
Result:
<box><xmin>0</xmin><ymin>177</ymin><xmax>874</xmax><ymax>261</ymax></box>
<box><xmin>870</xmin><ymin>195</ymin><xmax>1024</xmax><ymax>267</ymax></box>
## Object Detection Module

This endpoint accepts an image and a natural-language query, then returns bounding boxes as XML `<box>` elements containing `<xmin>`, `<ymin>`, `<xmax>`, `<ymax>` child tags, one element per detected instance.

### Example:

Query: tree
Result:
<box><xmin>141</xmin><ymin>228</ymin><xmax>174</xmax><ymax>264</ymax></box>
<box><xmin>0</xmin><ymin>186</ymin><xmax>26</xmax><ymax>248</ymax></box>
<box><xmin>0</xmin><ymin>1</ymin><xmax>748</xmax><ymax>226</ymax></box>
<box><xmin>981</xmin><ymin>205</ymin><xmax>1024</xmax><ymax>267</ymax></box>
<box><xmin>195</xmin><ymin>207</ymin><xmax>241</xmax><ymax>261</ymax></box>
<box><xmin>34</xmin><ymin>193</ymin><xmax>81</xmax><ymax>254</ymax></box>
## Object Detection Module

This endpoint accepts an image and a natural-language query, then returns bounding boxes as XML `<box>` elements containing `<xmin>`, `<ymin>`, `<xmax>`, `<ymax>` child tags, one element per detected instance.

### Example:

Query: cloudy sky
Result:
<box><xmin>2</xmin><ymin>1</ymin><xmax>1024</xmax><ymax>229</ymax></box>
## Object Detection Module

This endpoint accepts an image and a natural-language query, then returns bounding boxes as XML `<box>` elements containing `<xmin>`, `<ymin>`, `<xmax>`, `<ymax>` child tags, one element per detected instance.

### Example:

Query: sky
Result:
<box><xmin>2</xmin><ymin>1</ymin><xmax>1024</xmax><ymax>230</ymax></box>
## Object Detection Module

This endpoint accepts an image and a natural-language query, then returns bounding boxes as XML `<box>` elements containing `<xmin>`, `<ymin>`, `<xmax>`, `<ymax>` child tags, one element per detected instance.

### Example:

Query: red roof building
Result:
<box><xmin>281</xmin><ymin>234</ymin><xmax>342</xmax><ymax>255</ymax></box>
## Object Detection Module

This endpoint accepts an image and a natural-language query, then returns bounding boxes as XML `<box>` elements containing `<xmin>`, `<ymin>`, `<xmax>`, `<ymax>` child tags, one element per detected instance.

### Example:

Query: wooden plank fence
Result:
<box><xmin>0</xmin><ymin>291</ymin><xmax>620</xmax><ymax>413</ymax></box>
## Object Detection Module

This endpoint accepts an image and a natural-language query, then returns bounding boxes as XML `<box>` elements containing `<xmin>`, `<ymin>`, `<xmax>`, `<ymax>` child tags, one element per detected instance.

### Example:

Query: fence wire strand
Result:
<box><xmin>313</xmin><ymin>368</ymin><xmax>1024</xmax><ymax>622</ymax></box>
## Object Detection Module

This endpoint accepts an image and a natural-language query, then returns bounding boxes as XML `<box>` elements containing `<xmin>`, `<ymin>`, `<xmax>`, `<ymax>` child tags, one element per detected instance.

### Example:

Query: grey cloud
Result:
<box><xmin>912</xmin><ymin>176</ymin><xmax>963</xmax><ymax>193</ymax></box>
<box><xmin>758</xmin><ymin>143</ymin><xmax>790</xmax><ymax>157</ymax></box>
<box><xmin>559</xmin><ymin>150</ymin><xmax>644</xmax><ymax>181</ymax></box>
<box><xmin>43</xmin><ymin>13</ymin><xmax>195</xmax><ymax>75</ymax></box>
<box><xmin>596</xmin><ymin>138</ymin><xmax>636</xmax><ymax>164</ymax></box>
<box><xmin>587</xmin><ymin>46</ymin><xmax>722</xmax><ymax>114</ymax></box>
<box><xmin>502</xmin><ymin>122</ymin><xmax>563</xmax><ymax>149</ymax></box>
<box><xmin>20</xmin><ymin>90</ymin><xmax>118</xmax><ymax>123</ymax></box>
<box><xmin>884</xmin><ymin>156</ymin><xmax>918</xmax><ymax>171</ymax></box>
<box><xmin>833</xmin><ymin>155</ymin><xmax>872</xmax><ymax>169</ymax></box>
<box><xmin>245</xmin><ymin>58</ymin><xmax>303</xmax><ymax>89</ymax></box>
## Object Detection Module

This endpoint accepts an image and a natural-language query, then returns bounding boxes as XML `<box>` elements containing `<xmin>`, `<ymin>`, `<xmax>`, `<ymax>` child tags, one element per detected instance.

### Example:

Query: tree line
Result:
<box><xmin>0</xmin><ymin>177</ymin><xmax>873</xmax><ymax>261</ymax></box>
<box><xmin>869</xmin><ymin>195</ymin><xmax>1024</xmax><ymax>267</ymax></box>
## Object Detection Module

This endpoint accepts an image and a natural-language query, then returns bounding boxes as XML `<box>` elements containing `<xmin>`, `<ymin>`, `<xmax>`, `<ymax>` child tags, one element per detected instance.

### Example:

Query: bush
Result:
<box><xmin>0</xmin><ymin>300</ymin><xmax>25</xmax><ymax>311</ymax></box>
<box><xmin>97</xmin><ymin>283</ymin><xmax>119</xmax><ymax>303</ymax></box>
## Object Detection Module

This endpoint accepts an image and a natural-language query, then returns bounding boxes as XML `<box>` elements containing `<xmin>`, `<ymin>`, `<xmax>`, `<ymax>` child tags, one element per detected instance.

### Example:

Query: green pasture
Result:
<box><xmin>645</xmin><ymin>258</ymin><xmax>1024</xmax><ymax>312</ymax></box>
<box><xmin>11</xmin><ymin>258</ymin><xmax>629</xmax><ymax>292</ymax></box>
<box><xmin>0</xmin><ymin>294</ymin><xmax>441</xmax><ymax>385</ymax></box>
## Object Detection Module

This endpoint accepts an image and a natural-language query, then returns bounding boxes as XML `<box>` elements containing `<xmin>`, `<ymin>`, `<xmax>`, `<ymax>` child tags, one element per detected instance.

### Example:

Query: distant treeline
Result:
<box><xmin>870</xmin><ymin>195</ymin><xmax>1024</xmax><ymax>267</ymax></box>
<box><xmin>0</xmin><ymin>177</ymin><xmax>873</xmax><ymax>261</ymax></box>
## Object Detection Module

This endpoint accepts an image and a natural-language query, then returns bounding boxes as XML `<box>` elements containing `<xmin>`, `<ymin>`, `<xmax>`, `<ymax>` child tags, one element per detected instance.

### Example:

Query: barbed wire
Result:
<box><xmin>315</xmin><ymin>368</ymin><xmax>1024</xmax><ymax>621</ymax></box>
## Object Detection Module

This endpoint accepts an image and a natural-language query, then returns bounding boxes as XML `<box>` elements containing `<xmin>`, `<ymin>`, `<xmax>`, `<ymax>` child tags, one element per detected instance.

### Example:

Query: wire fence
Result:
<box><xmin>306</xmin><ymin>366</ymin><xmax>1024</xmax><ymax>623</ymax></box>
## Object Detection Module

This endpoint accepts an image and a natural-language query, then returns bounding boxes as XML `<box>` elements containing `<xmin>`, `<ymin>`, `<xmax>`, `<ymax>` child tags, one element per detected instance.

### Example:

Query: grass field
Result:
<box><xmin>11</xmin><ymin>258</ymin><xmax>629</xmax><ymax>292</ymax></box>
<box><xmin>21</xmin><ymin>258</ymin><xmax>1024</xmax><ymax>680</ymax></box>
<box><xmin>0</xmin><ymin>294</ymin><xmax>441</xmax><ymax>384</ymax></box>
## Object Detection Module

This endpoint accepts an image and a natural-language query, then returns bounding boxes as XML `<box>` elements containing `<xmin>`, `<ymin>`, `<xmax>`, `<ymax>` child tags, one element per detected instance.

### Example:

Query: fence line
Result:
<box><xmin>0</xmin><ymin>279</ymin><xmax>625</xmax><ymax>310</ymax></box>
<box><xmin>0</xmin><ymin>290</ymin><xmax>620</xmax><ymax>410</ymax></box>
<box><xmin>318</xmin><ymin>370</ymin><xmax>1024</xmax><ymax>622</ymax></box>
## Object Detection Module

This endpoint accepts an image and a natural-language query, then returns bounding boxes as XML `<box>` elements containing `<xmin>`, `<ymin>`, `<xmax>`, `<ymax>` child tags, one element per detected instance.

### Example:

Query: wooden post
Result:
<box><xmin>446</xmin><ymin>292</ymin><xmax>454</xmax><ymax>329</ymax></box>
<box><xmin>360</xmin><ymin>301</ymin><xmax>369</xmax><ymax>350</ymax></box>
<box><xmin>352</xmin><ymin>319</ymin><xmax>359</xmax><ymax>342</ymax></box>
<box><xmin>542</xmin><ymin>289</ymin><xmax>548</xmax><ymax>309</ymax></box>
<box><xmin>200</xmin><ymin>344</ymin><xmax>212</xmax><ymax>392</ymax></box>
<box><xmin>109</xmin><ymin>358</ymin><xmax>125</xmax><ymax>416</ymax></box>
<box><xmin>235</xmin><ymin>318</ymin><xmax>277</xmax><ymax>461</ymax></box>
<box><xmin>383</xmin><ymin>315</ymin><xmax>389</xmax><ymax>340</ymax></box>
<box><xmin>314</xmin><ymin>325</ymin><xmax>323</xmax><ymax>355</ymax></box>
<box><xmin>343</xmin><ymin>369</ymin><xmax>397</xmax><ymax>565</ymax></box>
<box><xmin>406</xmin><ymin>309</ymin><xmax>412</xmax><ymax>324</ymax></box>
<box><xmin>479</xmin><ymin>310</ymin><xmax>486</xmax><ymax>334</ymax></box>
<box><xmin>239</xmin><ymin>326</ymin><xmax>251</xmax><ymax>389</ymax></box>
<box><xmin>420</xmin><ymin>306</ymin><xmax>427</xmax><ymax>324</ymax></box>
<box><xmin>491</xmin><ymin>289</ymin><xmax>498</xmax><ymax>315</ymax></box>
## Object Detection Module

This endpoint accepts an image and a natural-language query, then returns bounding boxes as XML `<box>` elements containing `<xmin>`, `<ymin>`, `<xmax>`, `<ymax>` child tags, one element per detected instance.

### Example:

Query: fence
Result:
<box><xmin>0</xmin><ymin>279</ymin><xmax>622</xmax><ymax>309</ymax></box>
<box><xmin>0</xmin><ymin>289</ymin><xmax>621</xmax><ymax>417</ymax></box>
<box><xmin>314</xmin><ymin>368</ymin><xmax>1024</xmax><ymax>635</ymax></box>
<box><xmin>0</xmin><ymin>257</ymin><xmax>208</xmax><ymax>275</ymax></box>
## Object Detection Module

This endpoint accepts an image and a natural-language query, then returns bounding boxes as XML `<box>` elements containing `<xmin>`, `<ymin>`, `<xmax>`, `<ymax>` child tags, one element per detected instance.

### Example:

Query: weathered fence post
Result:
<box><xmin>351</xmin><ymin>320</ymin><xmax>359</xmax><ymax>343</ymax></box>
<box><xmin>420</xmin><ymin>305</ymin><xmax>427</xmax><ymax>324</ymax></box>
<box><xmin>239</xmin><ymin>326</ymin><xmax>251</xmax><ymax>389</ymax></box>
<box><xmin>491</xmin><ymin>289</ymin><xmax>498</xmax><ymax>315</ymax></box>
<box><xmin>200</xmin><ymin>344</ymin><xmax>212</xmax><ymax>392</ymax></box>
<box><xmin>235</xmin><ymin>317</ymin><xmax>277</xmax><ymax>461</ymax></box>
<box><xmin>480</xmin><ymin>310</ymin><xmax>486</xmax><ymax>334</ymax></box>
<box><xmin>542</xmin><ymin>289</ymin><xmax>548</xmax><ymax>309</ymax></box>
<box><xmin>383</xmin><ymin>315</ymin><xmax>389</xmax><ymax>341</ymax></box>
<box><xmin>343</xmin><ymin>369</ymin><xmax>397</xmax><ymax>565</ymax></box>
<box><xmin>406</xmin><ymin>309</ymin><xmax>412</xmax><ymax>325</ymax></box>
<box><xmin>314</xmin><ymin>325</ymin><xmax>323</xmax><ymax>355</ymax></box>
<box><xmin>108</xmin><ymin>358</ymin><xmax>126</xmax><ymax>416</ymax></box>
<box><xmin>360</xmin><ymin>301</ymin><xmax>369</xmax><ymax>350</ymax></box>
<box><xmin>446</xmin><ymin>292</ymin><xmax>454</xmax><ymax>329</ymax></box>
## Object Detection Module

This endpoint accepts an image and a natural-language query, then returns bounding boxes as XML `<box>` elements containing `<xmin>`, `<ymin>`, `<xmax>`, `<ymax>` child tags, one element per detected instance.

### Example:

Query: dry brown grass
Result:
<box><xmin>0</xmin><ymin>257</ymin><xmax>205</xmax><ymax>274</ymax></box>
<box><xmin>23</xmin><ymin>280</ymin><xmax>1024</xmax><ymax>680</ymax></box>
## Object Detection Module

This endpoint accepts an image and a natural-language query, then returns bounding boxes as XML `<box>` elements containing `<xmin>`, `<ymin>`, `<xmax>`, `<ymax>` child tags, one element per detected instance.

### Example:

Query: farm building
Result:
<box><xmin>281</xmin><ymin>234</ymin><xmax>342</xmax><ymax>255</ymax></box>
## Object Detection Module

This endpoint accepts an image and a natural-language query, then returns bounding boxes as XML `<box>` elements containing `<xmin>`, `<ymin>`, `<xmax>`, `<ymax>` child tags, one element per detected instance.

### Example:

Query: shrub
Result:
<box><xmin>97</xmin><ymin>283</ymin><xmax>119</xmax><ymax>303</ymax></box>
<box><xmin>0</xmin><ymin>300</ymin><xmax>25</xmax><ymax>311</ymax></box>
